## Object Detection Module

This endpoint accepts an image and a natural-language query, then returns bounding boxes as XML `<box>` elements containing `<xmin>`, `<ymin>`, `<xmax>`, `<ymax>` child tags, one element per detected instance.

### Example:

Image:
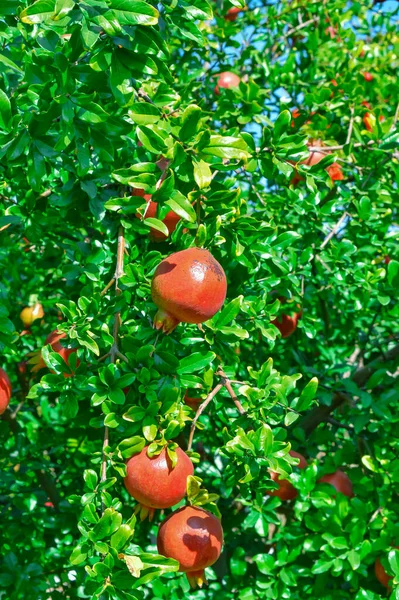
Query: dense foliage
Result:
<box><xmin>1</xmin><ymin>0</ymin><xmax>399</xmax><ymax>599</ymax></box>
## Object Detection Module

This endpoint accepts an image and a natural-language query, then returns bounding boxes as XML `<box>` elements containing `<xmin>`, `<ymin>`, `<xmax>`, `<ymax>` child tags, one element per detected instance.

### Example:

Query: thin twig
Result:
<box><xmin>218</xmin><ymin>369</ymin><xmax>247</xmax><ymax>415</ymax></box>
<box><xmin>320</xmin><ymin>211</ymin><xmax>349</xmax><ymax>249</ymax></box>
<box><xmin>100</xmin><ymin>278</ymin><xmax>115</xmax><ymax>297</ymax></box>
<box><xmin>187</xmin><ymin>383</ymin><xmax>224</xmax><ymax>451</ymax></box>
<box><xmin>346</xmin><ymin>106</ymin><xmax>355</xmax><ymax>146</ymax></box>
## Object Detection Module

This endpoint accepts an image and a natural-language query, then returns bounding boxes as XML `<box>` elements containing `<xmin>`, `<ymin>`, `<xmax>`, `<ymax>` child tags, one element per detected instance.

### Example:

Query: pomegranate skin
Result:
<box><xmin>0</xmin><ymin>368</ymin><xmax>12</xmax><ymax>415</ymax></box>
<box><xmin>225</xmin><ymin>6</ymin><xmax>241</xmax><ymax>21</ymax></box>
<box><xmin>375</xmin><ymin>558</ymin><xmax>392</xmax><ymax>588</ymax></box>
<box><xmin>215</xmin><ymin>71</ymin><xmax>240</xmax><ymax>95</ymax></box>
<box><xmin>134</xmin><ymin>189</ymin><xmax>180</xmax><ymax>241</ymax></box>
<box><xmin>269</xmin><ymin>451</ymin><xmax>308</xmax><ymax>501</ymax></box>
<box><xmin>184</xmin><ymin>393</ymin><xmax>202</xmax><ymax>411</ymax></box>
<box><xmin>271</xmin><ymin>298</ymin><xmax>302</xmax><ymax>338</ymax></box>
<box><xmin>157</xmin><ymin>506</ymin><xmax>223</xmax><ymax>587</ymax></box>
<box><xmin>124</xmin><ymin>447</ymin><xmax>194</xmax><ymax>520</ymax></box>
<box><xmin>319</xmin><ymin>470</ymin><xmax>353</xmax><ymax>498</ymax></box>
<box><xmin>151</xmin><ymin>248</ymin><xmax>227</xmax><ymax>333</ymax></box>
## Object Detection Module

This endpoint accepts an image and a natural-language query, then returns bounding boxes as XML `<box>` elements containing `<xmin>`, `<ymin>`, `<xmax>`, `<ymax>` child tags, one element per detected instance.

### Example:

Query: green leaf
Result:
<box><xmin>273</xmin><ymin>110</ymin><xmax>292</xmax><ymax>141</ymax></box>
<box><xmin>143</xmin><ymin>218</ymin><xmax>169</xmax><ymax>237</ymax></box>
<box><xmin>83</xmin><ymin>469</ymin><xmax>98</xmax><ymax>491</ymax></box>
<box><xmin>128</xmin><ymin>103</ymin><xmax>161</xmax><ymax>125</ymax></box>
<box><xmin>0</xmin><ymin>90</ymin><xmax>12</xmax><ymax>132</ymax></box>
<box><xmin>294</xmin><ymin>377</ymin><xmax>318</xmax><ymax>411</ymax></box>
<box><xmin>20</xmin><ymin>0</ymin><xmax>55</xmax><ymax>23</ymax></box>
<box><xmin>165</xmin><ymin>191</ymin><xmax>196</xmax><ymax>223</ymax></box>
<box><xmin>202</xmin><ymin>135</ymin><xmax>251</xmax><ymax>160</ymax></box>
<box><xmin>106</xmin><ymin>0</ymin><xmax>159</xmax><ymax>26</ymax></box>
<box><xmin>110</xmin><ymin>524</ymin><xmax>134</xmax><ymax>551</ymax></box>
<box><xmin>215</xmin><ymin>296</ymin><xmax>243</xmax><ymax>327</ymax></box>
<box><xmin>177</xmin><ymin>352</ymin><xmax>216</xmax><ymax>374</ymax></box>
<box><xmin>193</xmin><ymin>159</ymin><xmax>212</xmax><ymax>190</ymax></box>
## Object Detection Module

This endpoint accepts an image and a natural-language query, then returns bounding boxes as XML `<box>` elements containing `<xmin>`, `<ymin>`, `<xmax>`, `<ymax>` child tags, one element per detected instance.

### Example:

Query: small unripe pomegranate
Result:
<box><xmin>319</xmin><ymin>469</ymin><xmax>353</xmax><ymax>497</ymax></box>
<box><xmin>151</xmin><ymin>247</ymin><xmax>227</xmax><ymax>333</ymax></box>
<box><xmin>214</xmin><ymin>72</ymin><xmax>240</xmax><ymax>95</ymax></box>
<box><xmin>20</xmin><ymin>302</ymin><xmax>44</xmax><ymax>328</ymax></box>
<box><xmin>225</xmin><ymin>6</ymin><xmax>242</xmax><ymax>21</ymax></box>
<box><xmin>29</xmin><ymin>330</ymin><xmax>79</xmax><ymax>378</ymax></box>
<box><xmin>157</xmin><ymin>506</ymin><xmax>223</xmax><ymax>587</ymax></box>
<box><xmin>124</xmin><ymin>446</ymin><xmax>194</xmax><ymax>521</ymax></box>
<box><xmin>0</xmin><ymin>368</ymin><xmax>12</xmax><ymax>415</ymax></box>
<box><xmin>269</xmin><ymin>451</ymin><xmax>307</xmax><ymax>501</ymax></box>
<box><xmin>134</xmin><ymin>188</ymin><xmax>180</xmax><ymax>241</ymax></box>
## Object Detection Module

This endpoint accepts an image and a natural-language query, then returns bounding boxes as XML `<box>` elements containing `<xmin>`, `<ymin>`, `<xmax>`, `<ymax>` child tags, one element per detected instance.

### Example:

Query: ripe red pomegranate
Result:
<box><xmin>271</xmin><ymin>298</ymin><xmax>302</xmax><ymax>338</ymax></box>
<box><xmin>319</xmin><ymin>470</ymin><xmax>353</xmax><ymax>497</ymax></box>
<box><xmin>0</xmin><ymin>368</ymin><xmax>12</xmax><ymax>415</ymax></box>
<box><xmin>363</xmin><ymin>72</ymin><xmax>373</xmax><ymax>82</ymax></box>
<box><xmin>151</xmin><ymin>247</ymin><xmax>227</xmax><ymax>333</ymax></box>
<box><xmin>124</xmin><ymin>446</ymin><xmax>193</xmax><ymax>521</ymax></box>
<box><xmin>134</xmin><ymin>188</ymin><xmax>180</xmax><ymax>241</ymax></box>
<box><xmin>291</xmin><ymin>148</ymin><xmax>344</xmax><ymax>185</ymax></box>
<box><xmin>375</xmin><ymin>550</ymin><xmax>398</xmax><ymax>588</ymax></box>
<box><xmin>157</xmin><ymin>506</ymin><xmax>223</xmax><ymax>587</ymax></box>
<box><xmin>29</xmin><ymin>330</ymin><xmax>79</xmax><ymax>377</ymax></box>
<box><xmin>214</xmin><ymin>72</ymin><xmax>240</xmax><ymax>95</ymax></box>
<box><xmin>225</xmin><ymin>6</ymin><xmax>242</xmax><ymax>21</ymax></box>
<box><xmin>20</xmin><ymin>302</ymin><xmax>44</xmax><ymax>328</ymax></box>
<box><xmin>269</xmin><ymin>451</ymin><xmax>307</xmax><ymax>501</ymax></box>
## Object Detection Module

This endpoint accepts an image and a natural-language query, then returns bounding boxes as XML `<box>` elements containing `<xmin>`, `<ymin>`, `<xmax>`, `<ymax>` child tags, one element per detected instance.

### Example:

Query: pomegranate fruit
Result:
<box><xmin>318</xmin><ymin>469</ymin><xmax>353</xmax><ymax>497</ymax></box>
<box><xmin>384</xmin><ymin>255</ymin><xmax>391</xmax><ymax>265</ymax></box>
<box><xmin>268</xmin><ymin>451</ymin><xmax>308</xmax><ymax>501</ymax></box>
<box><xmin>271</xmin><ymin>298</ymin><xmax>302</xmax><ymax>338</ymax></box>
<box><xmin>134</xmin><ymin>188</ymin><xmax>180</xmax><ymax>241</ymax></box>
<box><xmin>157</xmin><ymin>506</ymin><xmax>223</xmax><ymax>587</ymax></box>
<box><xmin>214</xmin><ymin>71</ymin><xmax>240</xmax><ymax>95</ymax></box>
<box><xmin>151</xmin><ymin>247</ymin><xmax>227</xmax><ymax>333</ymax></box>
<box><xmin>184</xmin><ymin>392</ymin><xmax>202</xmax><ymax>411</ymax></box>
<box><xmin>20</xmin><ymin>302</ymin><xmax>44</xmax><ymax>328</ymax></box>
<box><xmin>225</xmin><ymin>6</ymin><xmax>242</xmax><ymax>21</ymax></box>
<box><xmin>363</xmin><ymin>71</ymin><xmax>373</xmax><ymax>82</ymax></box>
<box><xmin>0</xmin><ymin>368</ymin><xmax>12</xmax><ymax>415</ymax></box>
<box><xmin>291</xmin><ymin>148</ymin><xmax>344</xmax><ymax>185</ymax></box>
<box><xmin>28</xmin><ymin>330</ymin><xmax>79</xmax><ymax>378</ymax></box>
<box><xmin>124</xmin><ymin>446</ymin><xmax>194</xmax><ymax>521</ymax></box>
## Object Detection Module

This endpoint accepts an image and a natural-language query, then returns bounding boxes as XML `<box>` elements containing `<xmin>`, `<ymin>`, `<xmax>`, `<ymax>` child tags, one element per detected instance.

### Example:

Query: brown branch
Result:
<box><xmin>320</xmin><ymin>211</ymin><xmax>349</xmax><ymax>250</ymax></box>
<box><xmin>301</xmin><ymin>342</ymin><xmax>399</xmax><ymax>436</ymax></box>
<box><xmin>346</xmin><ymin>106</ymin><xmax>355</xmax><ymax>146</ymax></box>
<box><xmin>187</xmin><ymin>383</ymin><xmax>224</xmax><ymax>451</ymax></box>
<box><xmin>218</xmin><ymin>369</ymin><xmax>247</xmax><ymax>415</ymax></box>
<box><xmin>100</xmin><ymin>278</ymin><xmax>115</xmax><ymax>297</ymax></box>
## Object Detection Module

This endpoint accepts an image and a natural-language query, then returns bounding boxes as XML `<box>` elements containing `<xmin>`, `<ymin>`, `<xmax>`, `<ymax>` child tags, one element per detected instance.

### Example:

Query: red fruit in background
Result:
<box><xmin>157</xmin><ymin>506</ymin><xmax>223</xmax><ymax>588</ymax></box>
<box><xmin>124</xmin><ymin>446</ymin><xmax>193</xmax><ymax>521</ymax></box>
<box><xmin>325</xmin><ymin>25</ymin><xmax>338</xmax><ymax>39</ymax></box>
<box><xmin>271</xmin><ymin>297</ymin><xmax>302</xmax><ymax>338</ymax></box>
<box><xmin>20</xmin><ymin>302</ymin><xmax>44</xmax><ymax>328</ymax></box>
<box><xmin>156</xmin><ymin>156</ymin><xmax>170</xmax><ymax>172</ymax></box>
<box><xmin>375</xmin><ymin>558</ymin><xmax>392</xmax><ymax>588</ymax></box>
<box><xmin>291</xmin><ymin>149</ymin><xmax>344</xmax><ymax>184</ymax></box>
<box><xmin>319</xmin><ymin>469</ymin><xmax>353</xmax><ymax>497</ymax></box>
<box><xmin>28</xmin><ymin>330</ymin><xmax>79</xmax><ymax>378</ymax></box>
<box><xmin>0</xmin><ymin>368</ymin><xmax>12</xmax><ymax>415</ymax></box>
<box><xmin>151</xmin><ymin>247</ymin><xmax>227</xmax><ymax>333</ymax></box>
<box><xmin>384</xmin><ymin>256</ymin><xmax>391</xmax><ymax>265</ymax></box>
<box><xmin>225</xmin><ymin>6</ymin><xmax>242</xmax><ymax>21</ymax></box>
<box><xmin>214</xmin><ymin>71</ymin><xmax>240</xmax><ymax>95</ymax></box>
<box><xmin>184</xmin><ymin>392</ymin><xmax>202</xmax><ymax>411</ymax></box>
<box><xmin>134</xmin><ymin>189</ymin><xmax>180</xmax><ymax>242</ymax></box>
<box><xmin>269</xmin><ymin>451</ymin><xmax>308</xmax><ymax>501</ymax></box>
<box><xmin>363</xmin><ymin>72</ymin><xmax>373</xmax><ymax>81</ymax></box>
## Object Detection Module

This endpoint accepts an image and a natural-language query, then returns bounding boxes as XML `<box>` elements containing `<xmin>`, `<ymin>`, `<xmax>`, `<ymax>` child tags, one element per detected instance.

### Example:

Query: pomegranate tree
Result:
<box><xmin>269</xmin><ymin>451</ymin><xmax>308</xmax><ymax>501</ymax></box>
<box><xmin>0</xmin><ymin>368</ymin><xmax>12</xmax><ymax>415</ymax></box>
<box><xmin>151</xmin><ymin>247</ymin><xmax>227</xmax><ymax>333</ymax></box>
<box><xmin>157</xmin><ymin>505</ymin><xmax>223</xmax><ymax>587</ymax></box>
<box><xmin>124</xmin><ymin>446</ymin><xmax>194</xmax><ymax>521</ymax></box>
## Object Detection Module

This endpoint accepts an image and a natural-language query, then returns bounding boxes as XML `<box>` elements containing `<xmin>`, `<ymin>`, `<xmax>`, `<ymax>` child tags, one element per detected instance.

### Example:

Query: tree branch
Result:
<box><xmin>187</xmin><ymin>383</ymin><xmax>224</xmax><ymax>451</ymax></box>
<box><xmin>301</xmin><ymin>342</ymin><xmax>399</xmax><ymax>436</ymax></box>
<box><xmin>217</xmin><ymin>369</ymin><xmax>247</xmax><ymax>415</ymax></box>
